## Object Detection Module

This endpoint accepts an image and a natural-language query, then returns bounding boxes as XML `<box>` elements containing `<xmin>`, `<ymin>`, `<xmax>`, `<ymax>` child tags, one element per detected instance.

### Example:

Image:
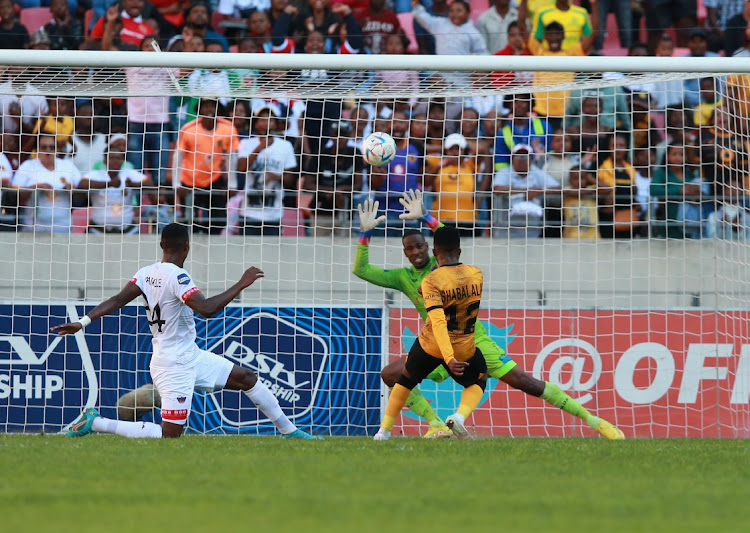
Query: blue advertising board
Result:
<box><xmin>0</xmin><ymin>304</ymin><xmax>382</xmax><ymax>436</ymax></box>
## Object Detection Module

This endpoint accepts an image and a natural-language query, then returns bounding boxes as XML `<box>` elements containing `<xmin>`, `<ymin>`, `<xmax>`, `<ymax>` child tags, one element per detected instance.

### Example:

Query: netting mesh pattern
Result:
<box><xmin>2</xmin><ymin>57</ymin><xmax>750</xmax><ymax>438</ymax></box>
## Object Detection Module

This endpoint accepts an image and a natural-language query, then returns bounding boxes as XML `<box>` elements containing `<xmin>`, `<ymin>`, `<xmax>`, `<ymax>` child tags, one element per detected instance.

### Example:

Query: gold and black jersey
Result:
<box><xmin>418</xmin><ymin>263</ymin><xmax>483</xmax><ymax>363</ymax></box>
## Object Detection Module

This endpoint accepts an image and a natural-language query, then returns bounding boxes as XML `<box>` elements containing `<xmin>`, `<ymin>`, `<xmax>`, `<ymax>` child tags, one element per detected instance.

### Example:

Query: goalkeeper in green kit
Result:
<box><xmin>353</xmin><ymin>190</ymin><xmax>625</xmax><ymax>439</ymax></box>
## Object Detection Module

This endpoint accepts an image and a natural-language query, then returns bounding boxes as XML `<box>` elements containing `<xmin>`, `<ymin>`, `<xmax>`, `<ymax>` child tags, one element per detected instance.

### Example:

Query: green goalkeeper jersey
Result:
<box><xmin>352</xmin><ymin>243</ymin><xmax>490</xmax><ymax>341</ymax></box>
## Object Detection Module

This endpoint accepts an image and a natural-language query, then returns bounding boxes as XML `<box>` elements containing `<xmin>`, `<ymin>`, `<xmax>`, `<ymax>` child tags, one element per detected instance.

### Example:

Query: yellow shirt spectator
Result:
<box><xmin>528</xmin><ymin>38</ymin><xmax>583</xmax><ymax>118</ymax></box>
<box><xmin>433</xmin><ymin>158</ymin><xmax>479</xmax><ymax>224</ymax></box>
<box><xmin>533</xmin><ymin>4</ymin><xmax>592</xmax><ymax>51</ymax></box>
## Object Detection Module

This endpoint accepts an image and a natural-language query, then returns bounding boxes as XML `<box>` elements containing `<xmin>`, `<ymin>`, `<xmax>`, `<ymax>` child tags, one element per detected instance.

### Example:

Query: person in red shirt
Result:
<box><xmin>355</xmin><ymin>0</ymin><xmax>402</xmax><ymax>54</ymax></box>
<box><xmin>492</xmin><ymin>20</ymin><xmax>530</xmax><ymax>87</ymax></box>
<box><xmin>90</xmin><ymin>0</ymin><xmax>156</xmax><ymax>48</ymax></box>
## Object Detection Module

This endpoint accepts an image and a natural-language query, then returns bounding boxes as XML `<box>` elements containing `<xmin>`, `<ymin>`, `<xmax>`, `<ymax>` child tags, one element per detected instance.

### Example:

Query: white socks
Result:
<box><xmin>92</xmin><ymin>416</ymin><xmax>163</xmax><ymax>438</ymax></box>
<box><xmin>244</xmin><ymin>380</ymin><xmax>296</xmax><ymax>435</ymax></box>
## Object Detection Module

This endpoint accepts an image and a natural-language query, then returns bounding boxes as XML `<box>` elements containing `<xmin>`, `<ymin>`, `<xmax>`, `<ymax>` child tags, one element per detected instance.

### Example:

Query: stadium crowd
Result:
<box><xmin>1</xmin><ymin>0</ymin><xmax>749</xmax><ymax>239</ymax></box>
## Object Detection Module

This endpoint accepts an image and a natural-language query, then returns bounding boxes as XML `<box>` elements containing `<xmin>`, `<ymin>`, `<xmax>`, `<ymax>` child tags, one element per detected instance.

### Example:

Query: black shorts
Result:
<box><xmin>405</xmin><ymin>340</ymin><xmax>487</xmax><ymax>389</ymax></box>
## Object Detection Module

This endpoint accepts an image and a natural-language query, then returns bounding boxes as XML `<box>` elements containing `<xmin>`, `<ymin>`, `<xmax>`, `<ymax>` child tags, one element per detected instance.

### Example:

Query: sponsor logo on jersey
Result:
<box><xmin>177</xmin><ymin>274</ymin><xmax>191</xmax><ymax>285</ymax></box>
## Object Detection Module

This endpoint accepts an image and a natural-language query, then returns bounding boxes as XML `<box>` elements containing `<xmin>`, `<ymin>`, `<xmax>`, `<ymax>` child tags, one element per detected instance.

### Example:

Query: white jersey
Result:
<box><xmin>131</xmin><ymin>262</ymin><xmax>202</xmax><ymax>367</ymax></box>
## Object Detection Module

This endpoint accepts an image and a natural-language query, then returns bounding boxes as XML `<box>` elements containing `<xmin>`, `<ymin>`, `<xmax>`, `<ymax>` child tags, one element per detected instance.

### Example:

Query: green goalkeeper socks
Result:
<box><xmin>541</xmin><ymin>382</ymin><xmax>594</xmax><ymax>424</ymax></box>
<box><xmin>402</xmin><ymin>387</ymin><xmax>443</xmax><ymax>426</ymax></box>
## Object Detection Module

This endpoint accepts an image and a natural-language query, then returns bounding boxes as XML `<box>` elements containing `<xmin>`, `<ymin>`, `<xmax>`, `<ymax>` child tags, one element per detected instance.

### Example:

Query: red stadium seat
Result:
<box><xmin>211</xmin><ymin>10</ymin><xmax>225</xmax><ymax>34</ymax></box>
<box><xmin>71</xmin><ymin>208</ymin><xmax>90</xmax><ymax>234</ymax></box>
<box><xmin>396</xmin><ymin>12</ymin><xmax>419</xmax><ymax>54</ymax></box>
<box><xmin>20</xmin><ymin>7</ymin><xmax>50</xmax><ymax>35</ymax></box>
<box><xmin>468</xmin><ymin>0</ymin><xmax>488</xmax><ymax>25</ymax></box>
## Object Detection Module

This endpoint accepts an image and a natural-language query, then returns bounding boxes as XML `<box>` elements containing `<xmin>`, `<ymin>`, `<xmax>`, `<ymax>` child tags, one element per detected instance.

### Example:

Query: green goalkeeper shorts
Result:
<box><xmin>426</xmin><ymin>337</ymin><xmax>516</xmax><ymax>383</ymax></box>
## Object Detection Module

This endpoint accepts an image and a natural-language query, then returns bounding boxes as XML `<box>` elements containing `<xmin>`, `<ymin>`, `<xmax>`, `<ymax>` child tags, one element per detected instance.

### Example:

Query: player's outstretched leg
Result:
<box><xmin>500</xmin><ymin>367</ymin><xmax>625</xmax><ymax>440</ymax></box>
<box><xmin>67</xmin><ymin>407</ymin><xmax>164</xmax><ymax>438</ymax></box>
<box><xmin>226</xmin><ymin>366</ymin><xmax>323</xmax><ymax>440</ymax></box>
<box><xmin>381</xmin><ymin>357</ymin><xmax>451</xmax><ymax>438</ymax></box>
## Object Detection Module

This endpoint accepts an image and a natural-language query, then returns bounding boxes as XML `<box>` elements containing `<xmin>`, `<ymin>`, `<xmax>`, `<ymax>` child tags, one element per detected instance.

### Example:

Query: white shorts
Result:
<box><xmin>150</xmin><ymin>349</ymin><xmax>234</xmax><ymax>425</ymax></box>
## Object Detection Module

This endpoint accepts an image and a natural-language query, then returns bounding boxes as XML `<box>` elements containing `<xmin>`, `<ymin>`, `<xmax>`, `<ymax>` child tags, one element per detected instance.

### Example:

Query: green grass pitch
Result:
<box><xmin>1</xmin><ymin>435</ymin><xmax>747</xmax><ymax>533</ymax></box>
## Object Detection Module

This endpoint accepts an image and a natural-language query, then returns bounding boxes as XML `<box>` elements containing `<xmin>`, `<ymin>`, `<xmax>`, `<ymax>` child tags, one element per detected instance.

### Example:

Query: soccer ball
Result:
<box><xmin>362</xmin><ymin>132</ymin><xmax>397</xmax><ymax>167</ymax></box>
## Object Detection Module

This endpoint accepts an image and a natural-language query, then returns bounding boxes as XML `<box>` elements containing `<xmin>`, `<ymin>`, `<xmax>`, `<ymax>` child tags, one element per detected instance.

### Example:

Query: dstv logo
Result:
<box><xmin>205</xmin><ymin>311</ymin><xmax>329</xmax><ymax>427</ymax></box>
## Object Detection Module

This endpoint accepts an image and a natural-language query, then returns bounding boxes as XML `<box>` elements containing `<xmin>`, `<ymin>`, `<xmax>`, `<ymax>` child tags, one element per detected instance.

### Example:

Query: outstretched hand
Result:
<box><xmin>398</xmin><ymin>189</ymin><xmax>426</xmax><ymax>220</ymax></box>
<box><xmin>358</xmin><ymin>199</ymin><xmax>386</xmax><ymax>232</ymax></box>
<box><xmin>50</xmin><ymin>322</ymin><xmax>82</xmax><ymax>336</ymax></box>
<box><xmin>447</xmin><ymin>358</ymin><xmax>468</xmax><ymax>376</ymax></box>
<box><xmin>240</xmin><ymin>266</ymin><xmax>264</xmax><ymax>288</ymax></box>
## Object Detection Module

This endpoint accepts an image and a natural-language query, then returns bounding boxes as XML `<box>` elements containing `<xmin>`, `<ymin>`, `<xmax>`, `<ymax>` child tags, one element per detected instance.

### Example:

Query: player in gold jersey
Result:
<box><xmin>374</xmin><ymin>226</ymin><xmax>488</xmax><ymax>440</ymax></box>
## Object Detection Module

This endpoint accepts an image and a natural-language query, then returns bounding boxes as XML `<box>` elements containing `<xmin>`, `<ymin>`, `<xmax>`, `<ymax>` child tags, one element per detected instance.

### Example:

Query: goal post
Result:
<box><xmin>1</xmin><ymin>51</ymin><xmax>750</xmax><ymax>437</ymax></box>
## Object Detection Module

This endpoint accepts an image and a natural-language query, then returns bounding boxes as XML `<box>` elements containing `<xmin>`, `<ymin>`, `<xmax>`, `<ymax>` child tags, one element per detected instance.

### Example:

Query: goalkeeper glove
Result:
<box><xmin>398</xmin><ymin>189</ymin><xmax>438</xmax><ymax>230</ymax></box>
<box><xmin>357</xmin><ymin>199</ymin><xmax>386</xmax><ymax>244</ymax></box>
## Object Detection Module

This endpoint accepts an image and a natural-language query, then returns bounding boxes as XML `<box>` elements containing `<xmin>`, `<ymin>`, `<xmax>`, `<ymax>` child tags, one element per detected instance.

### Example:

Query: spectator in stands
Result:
<box><xmin>544</xmin><ymin>127</ymin><xmax>577</xmax><ymax>188</ymax></box>
<box><xmin>91</xmin><ymin>0</ymin><xmax>157</xmax><ymax>48</ymax></box>
<box><xmin>598</xmin><ymin>133</ymin><xmax>638</xmax><ymax>238</ymax></box>
<box><xmin>566</xmin><ymin>82</ymin><xmax>631</xmax><ymax>134</ymax></box>
<box><xmin>651</xmin><ymin>143</ymin><xmax>707</xmax><ymax>239</ymax></box>
<box><xmin>269</xmin><ymin>0</ymin><xmax>288</xmax><ymax>26</ymax></box>
<box><xmin>476</xmin><ymin>0</ymin><xmax>518</xmax><ymax>54</ymax></box>
<box><xmin>370</xmin><ymin>111</ymin><xmax>422</xmax><ymax>231</ymax></box>
<box><xmin>276</xmin><ymin>0</ymin><xmax>346</xmax><ymax>51</ymax></box>
<box><xmin>412</xmin><ymin>0</ymin><xmax>486</xmax><ymax>87</ymax></box>
<box><xmin>0</xmin><ymin>145</ymin><xmax>12</xmax><ymax>221</ymax></box>
<box><xmin>176</xmin><ymin>98</ymin><xmax>239</xmax><ymax>234</ymax></box>
<box><xmin>723</xmin><ymin>0</ymin><xmax>750</xmax><ymax>55</ymax></box>
<box><xmin>705</xmin><ymin>0</ymin><xmax>744</xmax><ymax>53</ymax></box>
<box><xmin>566</xmin><ymin>92</ymin><xmax>613</xmax><ymax>152</ymax></box>
<box><xmin>12</xmin><ymin>133</ymin><xmax>81</xmax><ymax>233</ymax></box>
<box><xmin>233</xmin><ymin>106</ymin><xmax>297</xmax><ymax>235</ymax></box>
<box><xmin>562</xmin><ymin>157</ymin><xmax>601</xmax><ymax>239</ymax></box>
<box><xmin>356</xmin><ymin>0</ymin><xmax>402</xmax><ymax>54</ymax></box>
<box><xmin>705</xmin><ymin>171</ymin><xmax>750</xmax><ymax>240</ymax></box>
<box><xmin>699</xmin><ymin>107</ymin><xmax>745</xmax><ymax>188</ymax></box>
<box><xmin>494</xmin><ymin>93</ymin><xmax>550</xmax><ymax>171</ymax></box>
<box><xmin>303</xmin><ymin>119</ymin><xmax>364</xmax><ymax>228</ymax></box>
<box><xmin>182</xmin><ymin>1</ymin><xmax>230</xmax><ymax>51</ymax></box>
<box><xmin>125</xmin><ymin>34</ymin><xmax>174</xmax><ymax>185</ymax></box>
<box><xmin>218</xmin><ymin>0</ymin><xmax>272</xmax><ymax>37</ymax></box>
<box><xmin>78</xmin><ymin>138</ymin><xmax>153</xmax><ymax>234</ymax></box>
<box><xmin>424</xmin><ymin>133</ymin><xmax>488</xmax><ymax>236</ymax></box>
<box><xmin>682</xmin><ymin>29</ymin><xmax>720</xmax><ymax>108</ymax></box>
<box><xmin>645</xmin><ymin>0</ymin><xmax>696</xmax><ymax>51</ymax></box>
<box><xmin>693</xmin><ymin>77</ymin><xmax>722</xmax><ymax>128</ymax></box>
<box><xmin>44</xmin><ymin>0</ymin><xmax>84</xmax><ymax>51</ymax></box>
<box><xmin>0</xmin><ymin>0</ymin><xmax>30</xmax><ymax>49</ymax></box>
<box><xmin>491</xmin><ymin>21</ymin><xmax>531</xmax><ymax>88</ymax></box>
<box><xmin>374</xmin><ymin>34</ymin><xmax>419</xmax><ymax>90</ymax></box>
<box><xmin>595</xmin><ymin>0</ymin><xmax>631</xmax><ymax>50</ymax></box>
<box><xmin>492</xmin><ymin>143</ymin><xmax>560</xmax><ymax>238</ymax></box>
<box><xmin>527</xmin><ymin>0</ymin><xmax>597</xmax><ymax>52</ymax></box>
<box><xmin>638</xmin><ymin>35</ymin><xmax>684</xmax><ymax>111</ymax></box>
<box><xmin>0</xmin><ymin>71</ymin><xmax>47</xmax><ymax>138</ymax></box>
<box><xmin>656</xmin><ymin>107</ymin><xmax>697</xmax><ymax>166</ymax></box>
<box><xmin>70</xmin><ymin>102</ymin><xmax>108</xmax><ymax>175</ymax></box>
<box><xmin>244</xmin><ymin>10</ymin><xmax>274</xmax><ymax>51</ymax></box>
<box><xmin>23</xmin><ymin>97</ymin><xmax>75</xmax><ymax>156</ymax></box>
<box><xmin>413</xmin><ymin>0</ymin><xmax>447</xmax><ymax>55</ymax></box>
<box><xmin>629</xmin><ymin>92</ymin><xmax>662</xmax><ymax>149</ymax></box>
<box><xmin>633</xmin><ymin>144</ymin><xmax>655</xmax><ymax>220</ymax></box>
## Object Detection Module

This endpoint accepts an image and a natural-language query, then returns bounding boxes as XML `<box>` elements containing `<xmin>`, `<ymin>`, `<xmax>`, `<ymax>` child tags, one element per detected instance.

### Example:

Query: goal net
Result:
<box><xmin>1</xmin><ymin>51</ymin><xmax>750</xmax><ymax>438</ymax></box>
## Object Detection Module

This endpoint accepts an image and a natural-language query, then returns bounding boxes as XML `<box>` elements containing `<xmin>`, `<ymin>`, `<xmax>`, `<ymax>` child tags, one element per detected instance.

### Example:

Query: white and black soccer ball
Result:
<box><xmin>362</xmin><ymin>132</ymin><xmax>397</xmax><ymax>167</ymax></box>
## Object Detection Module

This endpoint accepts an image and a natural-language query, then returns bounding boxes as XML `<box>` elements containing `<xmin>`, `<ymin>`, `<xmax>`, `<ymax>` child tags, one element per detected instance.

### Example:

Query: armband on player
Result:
<box><xmin>420</xmin><ymin>213</ymin><xmax>439</xmax><ymax>231</ymax></box>
<box><xmin>77</xmin><ymin>315</ymin><xmax>92</xmax><ymax>328</ymax></box>
<box><xmin>358</xmin><ymin>229</ymin><xmax>373</xmax><ymax>245</ymax></box>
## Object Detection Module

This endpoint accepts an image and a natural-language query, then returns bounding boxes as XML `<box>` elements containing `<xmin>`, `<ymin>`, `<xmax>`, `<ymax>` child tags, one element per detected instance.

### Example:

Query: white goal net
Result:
<box><xmin>2</xmin><ymin>51</ymin><xmax>750</xmax><ymax>438</ymax></box>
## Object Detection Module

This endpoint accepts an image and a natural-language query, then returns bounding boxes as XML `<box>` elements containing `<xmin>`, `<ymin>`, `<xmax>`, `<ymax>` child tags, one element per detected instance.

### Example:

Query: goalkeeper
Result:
<box><xmin>353</xmin><ymin>190</ymin><xmax>625</xmax><ymax>439</ymax></box>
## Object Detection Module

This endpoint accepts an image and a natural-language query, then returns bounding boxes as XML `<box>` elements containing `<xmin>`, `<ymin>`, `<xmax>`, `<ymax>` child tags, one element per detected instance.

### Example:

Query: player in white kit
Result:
<box><xmin>52</xmin><ymin>223</ymin><xmax>321</xmax><ymax>440</ymax></box>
